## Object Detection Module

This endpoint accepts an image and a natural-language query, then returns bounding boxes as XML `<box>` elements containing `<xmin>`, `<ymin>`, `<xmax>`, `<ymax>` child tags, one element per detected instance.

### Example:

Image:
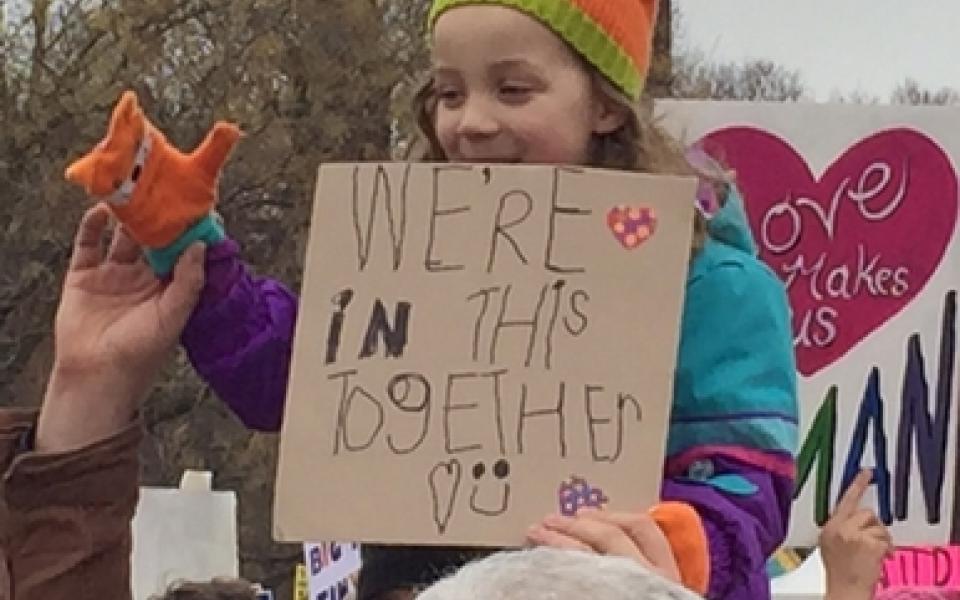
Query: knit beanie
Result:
<box><xmin>428</xmin><ymin>0</ymin><xmax>659</xmax><ymax>101</ymax></box>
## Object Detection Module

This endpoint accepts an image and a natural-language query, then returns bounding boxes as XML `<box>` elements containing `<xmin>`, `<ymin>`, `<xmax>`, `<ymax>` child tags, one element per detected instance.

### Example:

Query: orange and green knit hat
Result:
<box><xmin>427</xmin><ymin>0</ymin><xmax>659</xmax><ymax>101</ymax></box>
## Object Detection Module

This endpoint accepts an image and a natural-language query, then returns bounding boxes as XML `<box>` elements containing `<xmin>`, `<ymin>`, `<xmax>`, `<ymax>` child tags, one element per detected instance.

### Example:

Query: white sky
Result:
<box><xmin>676</xmin><ymin>0</ymin><xmax>960</xmax><ymax>102</ymax></box>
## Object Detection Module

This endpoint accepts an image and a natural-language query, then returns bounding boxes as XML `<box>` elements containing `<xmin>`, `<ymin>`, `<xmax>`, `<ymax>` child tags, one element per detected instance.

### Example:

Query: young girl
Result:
<box><xmin>175</xmin><ymin>1</ymin><xmax>799</xmax><ymax>598</ymax></box>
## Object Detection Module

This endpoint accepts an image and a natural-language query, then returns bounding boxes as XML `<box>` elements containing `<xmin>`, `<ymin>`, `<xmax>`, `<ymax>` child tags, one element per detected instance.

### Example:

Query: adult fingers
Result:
<box><xmin>106</xmin><ymin>223</ymin><xmax>143</xmax><ymax>264</ymax></box>
<box><xmin>158</xmin><ymin>243</ymin><xmax>206</xmax><ymax>335</ymax></box>
<box><xmin>835</xmin><ymin>469</ymin><xmax>873</xmax><ymax>518</ymax></box>
<box><xmin>866</xmin><ymin>524</ymin><xmax>893</xmax><ymax>545</ymax></box>
<box><xmin>526</xmin><ymin>524</ymin><xmax>594</xmax><ymax>554</ymax></box>
<box><xmin>541</xmin><ymin>514</ymin><xmax>647</xmax><ymax>563</ymax></box>
<box><xmin>580</xmin><ymin>511</ymin><xmax>678</xmax><ymax>578</ymax></box>
<box><xmin>70</xmin><ymin>204</ymin><xmax>111</xmax><ymax>271</ymax></box>
<box><xmin>844</xmin><ymin>508</ymin><xmax>882</xmax><ymax>531</ymax></box>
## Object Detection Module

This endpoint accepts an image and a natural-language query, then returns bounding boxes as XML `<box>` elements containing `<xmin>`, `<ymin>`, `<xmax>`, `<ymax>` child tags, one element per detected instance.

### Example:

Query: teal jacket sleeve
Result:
<box><xmin>663</xmin><ymin>241</ymin><xmax>799</xmax><ymax>600</ymax></box>
<box><xmin>668</xmin><ymin>248</ymin><xmax>798</xmax><ymax>461</ymax></box>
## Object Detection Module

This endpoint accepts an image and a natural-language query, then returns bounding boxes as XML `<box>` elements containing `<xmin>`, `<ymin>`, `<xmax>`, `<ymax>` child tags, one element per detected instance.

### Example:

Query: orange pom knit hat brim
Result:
<box><xmin>428</xmin><ymin>0</ymin><xmax>658</xmax><ymax>101</ymax></box>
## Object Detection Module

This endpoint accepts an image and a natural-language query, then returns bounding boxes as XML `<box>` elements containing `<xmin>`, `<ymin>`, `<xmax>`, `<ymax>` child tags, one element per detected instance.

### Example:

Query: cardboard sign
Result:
<box><xmin>880</xmin><ymin>546</ymin><xmax>960</xmax><ymax>590</ymax></box>
<box><xmin>304</xmin><ymin>542</ymin><xmax>361</xmax><ymax>600</ymax></box>
<box><xmin>274</xmin><ymin>163</ymin><xmax>696</xmax><ymax>545</ymax></box>
<box><xmin>658</xmin><ymin>101</ymin><xmax>960</xmax><ymax>545</ymax></box>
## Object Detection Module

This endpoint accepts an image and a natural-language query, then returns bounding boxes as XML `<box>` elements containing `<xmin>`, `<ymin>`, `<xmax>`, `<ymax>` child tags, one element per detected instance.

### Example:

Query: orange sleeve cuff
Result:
<box><xmin>650</xmin><ymin>501</ymin><xmax>710</xmax><ymax>596</ymax></box>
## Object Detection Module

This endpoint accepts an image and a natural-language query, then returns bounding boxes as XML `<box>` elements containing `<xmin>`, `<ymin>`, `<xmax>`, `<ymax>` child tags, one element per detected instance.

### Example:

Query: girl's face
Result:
<box><xmin>430</xmin><ymin>5</ymin><xmax>624</xmax><ymax>165</ymax></box>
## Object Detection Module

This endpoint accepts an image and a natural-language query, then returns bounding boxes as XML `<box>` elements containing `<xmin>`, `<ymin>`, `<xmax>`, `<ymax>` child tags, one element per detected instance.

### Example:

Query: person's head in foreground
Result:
<box><xmin>150</xmin><ymin>579</ymin><xmax>258</xmax><ymax>600</ymax></box>
<box><xmin>416</xmin><ymin>547</ymin><xmax>700</xmax><ymax>600</ymax></box>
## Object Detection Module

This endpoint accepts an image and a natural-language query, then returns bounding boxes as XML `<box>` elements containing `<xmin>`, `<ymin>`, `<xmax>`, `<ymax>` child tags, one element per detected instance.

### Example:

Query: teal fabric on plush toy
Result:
<box><xmin>144</xmin><ymin>213</ymin><xmax>226</xmax><ymax>277</ymax></box>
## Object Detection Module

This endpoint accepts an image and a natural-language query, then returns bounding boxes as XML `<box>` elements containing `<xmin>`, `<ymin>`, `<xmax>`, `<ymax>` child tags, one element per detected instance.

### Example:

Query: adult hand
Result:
<box><xmin>527</xmin><ymin>509</ymin><xmax>682</xmax><ymax>584</ymax></box>
<box><xmin>36</xmin><ymin>204</ymin><xmax>206</xmax><ymax>452</ymax></box>
<box><xmin>821</xmin><ymin>469</ymin><xmax>893</xmax><ymax>600</ymax></box>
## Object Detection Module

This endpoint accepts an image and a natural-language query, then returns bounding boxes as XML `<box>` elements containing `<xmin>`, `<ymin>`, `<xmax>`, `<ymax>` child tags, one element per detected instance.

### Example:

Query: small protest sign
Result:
<box><xmin>274</xmin><ymin>163</ymin><xmax>696</xmax><ymax>546</ymax></box>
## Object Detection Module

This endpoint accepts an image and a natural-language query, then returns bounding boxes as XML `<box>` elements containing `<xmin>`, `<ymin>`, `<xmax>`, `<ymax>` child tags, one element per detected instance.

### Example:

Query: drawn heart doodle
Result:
<box><xmin>428</xmin><ymin>459</ymin><xmax>462</xmax><ymax>534</ymax></box>
<box><xmin>607</xmin><ymin>205</ymin><xmax>658</xmax><ymax>250</ymax></box>
<box><xmin>698</xmin><ymin>127</ymin><xmax>958</xmax><ymax>376</ymax></box>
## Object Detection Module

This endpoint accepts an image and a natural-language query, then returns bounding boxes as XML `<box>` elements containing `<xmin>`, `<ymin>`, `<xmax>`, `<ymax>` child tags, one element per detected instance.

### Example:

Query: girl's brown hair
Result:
<box><xmin>408</xmin><ymin>66</ymin><xmax>732</xmax><ymax>254</ymax></box>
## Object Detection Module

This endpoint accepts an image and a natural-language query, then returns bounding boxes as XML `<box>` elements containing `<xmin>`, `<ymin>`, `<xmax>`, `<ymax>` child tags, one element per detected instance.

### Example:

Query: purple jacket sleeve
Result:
<box><xmin>181</xmin><ymin>239</ymin><xmax>298</xmax><ymax>432</ymax></box>
<box><xmin>662</xmin><ymin>457</ymin><xmax>794</xmax><ymax>600</ymax></box>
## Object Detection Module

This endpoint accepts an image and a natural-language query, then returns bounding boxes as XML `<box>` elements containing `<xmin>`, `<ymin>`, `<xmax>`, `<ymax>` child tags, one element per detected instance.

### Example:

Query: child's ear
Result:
<box><xmin>591</xmin><ymin>94</ymin><xmax>628</xmax><ymax>135</ymax></box>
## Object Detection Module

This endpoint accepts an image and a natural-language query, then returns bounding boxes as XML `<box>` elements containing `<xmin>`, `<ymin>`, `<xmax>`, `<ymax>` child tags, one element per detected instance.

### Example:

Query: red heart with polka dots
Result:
<box><xmin>607</xmin><ymin>205</ymin><xmax>658</xmax><ymax>250</ymax></box>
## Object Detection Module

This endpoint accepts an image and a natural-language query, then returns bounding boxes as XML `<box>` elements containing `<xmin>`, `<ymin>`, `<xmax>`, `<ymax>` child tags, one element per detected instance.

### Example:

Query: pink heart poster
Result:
<box><xmin>699</xmin><ymin>127</ymin><xmax>958</xmax><ymax>377</ymax></box>
<box><xmin>659</xmin><ymin>99</ymin><xmax>960</xmax><ymax>548</ymax></box>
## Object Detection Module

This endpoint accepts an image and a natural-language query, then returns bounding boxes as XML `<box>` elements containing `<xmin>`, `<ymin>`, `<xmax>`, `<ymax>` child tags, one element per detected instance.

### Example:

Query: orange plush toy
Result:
<box><xmin>65</xmin><ymin>90</ymin><xmax>241</xmax><ymax>275</ymax></box>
